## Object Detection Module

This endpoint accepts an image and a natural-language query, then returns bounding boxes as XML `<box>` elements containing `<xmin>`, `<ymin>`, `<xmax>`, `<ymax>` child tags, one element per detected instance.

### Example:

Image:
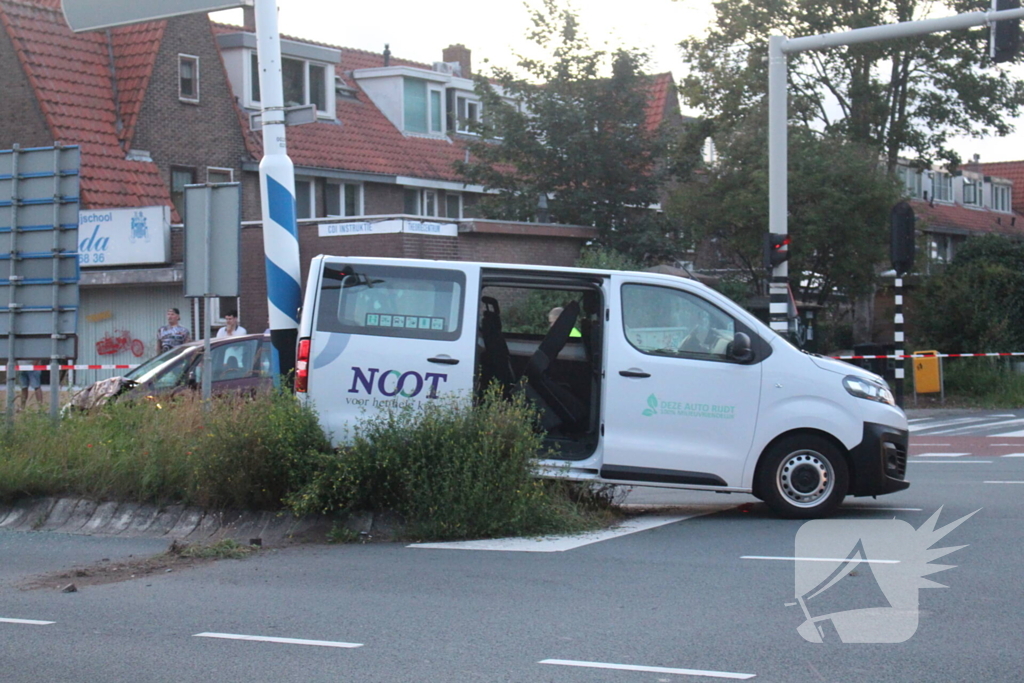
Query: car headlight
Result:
<box><xmin>843</xmin><ymin>375</ymin><xmax>895</xmax><ymax>406</ymax></box>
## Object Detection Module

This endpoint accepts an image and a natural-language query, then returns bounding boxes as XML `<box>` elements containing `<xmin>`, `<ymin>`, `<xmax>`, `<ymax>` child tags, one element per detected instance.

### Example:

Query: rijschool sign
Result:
<box><xmin>78</xmin><ymin>206</ymin><xmax>171</xmax><ymax>267</ymax></box>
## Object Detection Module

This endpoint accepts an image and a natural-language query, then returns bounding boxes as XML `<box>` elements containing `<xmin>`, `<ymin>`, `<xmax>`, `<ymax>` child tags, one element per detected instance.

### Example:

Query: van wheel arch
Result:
<box><xmin>751</xmin><ymin>429</ymin><xmax>851</xmax><ymax>504</ymax></box>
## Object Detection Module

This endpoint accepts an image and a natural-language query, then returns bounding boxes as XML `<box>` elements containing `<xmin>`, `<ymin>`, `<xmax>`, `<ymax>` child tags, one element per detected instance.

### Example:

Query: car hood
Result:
<box><xmin>808</xmin><ymin>354</ymin><xmax>886</xmax><ymax>384</ymax></box>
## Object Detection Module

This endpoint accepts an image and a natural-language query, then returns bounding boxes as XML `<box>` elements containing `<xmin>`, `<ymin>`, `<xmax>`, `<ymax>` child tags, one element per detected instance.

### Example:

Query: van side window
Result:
<box><xmin>316</xmin><ymin>264</ymin><xmax>465</xmax><ymax>341</ymax></box>
<box><xmin>621</xmin><ymin>284</ymin><xmax>735</xmax><ymax>361</ymax></box>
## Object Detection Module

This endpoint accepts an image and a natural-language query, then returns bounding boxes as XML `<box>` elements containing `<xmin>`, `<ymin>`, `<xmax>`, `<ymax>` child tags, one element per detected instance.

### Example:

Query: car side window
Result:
<box><xmin>256</xmin><ymin>341</ymin><xmax>273</xmax><ymax>378</ymax></box>
<box><xmin>621</xmin><ymin>284</ymin><xmax>736</xmax><ymax>361</ymax></box>
<box><xmin>212</xmin><ymin>339</ymin><xmax>259</xmax><ymax>381</ymax></box>
<box><xmin>149</xmin><ymin>353</ymin><xmax>195</xmax><ymax>390</ymax></box>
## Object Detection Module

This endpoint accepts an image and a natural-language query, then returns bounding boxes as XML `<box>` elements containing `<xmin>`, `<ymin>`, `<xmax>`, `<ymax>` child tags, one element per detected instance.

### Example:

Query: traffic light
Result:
<box><xmin>890</xmin><ymin>201</ymin><xmax>916</xmax><ymax>276</ymax></box>
<box><xmin>763</xmin><ymin>233</ymin><xmax>790</xmax><ymax>271</ymax></box>
<box><xmin>992</xmin><ymin>0</ymin><xmax>1022</xmax><ymax>64</ymax></box>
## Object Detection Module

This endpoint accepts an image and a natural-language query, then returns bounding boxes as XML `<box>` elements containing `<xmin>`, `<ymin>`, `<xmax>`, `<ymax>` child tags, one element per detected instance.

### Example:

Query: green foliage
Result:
<box><xmin>680</xmin><ymin>0</ymin><xmax>1024</xmax><ymax>168</ymax></box>
<box><xmin>669</xmin><ymin>124</ymin><xmax>901</xmax><ymax>305</ymax></box>
<box><xmin>0</xmin><ymin>390</ymin><xmax>329</xmax><ymax>509</ymax></box>
<box><xmin>935</xmin><ymin>358</ymin><xmax>1024</xmax><ymax>408</ymax></box>
<box><xmin>455</xmin><ymin>0</ymin><xmax>678</xmax><ymax>264</ymax></box>
<box><xmin>915</xmin><ymin>234</ymin><xmax>1024</xmax><ymax>353</ymax></box>
<box><xmin>576</xmin><ymin>246</ymin><xmax>641</xmax><ymax>271</ymax></box>
<box><xmin>286</xmin><ymin>386</ymin><xmax>602</xmax><ymax>541</ymax></box>
<box><xmin>174</xmin><ymin>539</ymin><xmax>259</xmax><ymax>559</ymax></box>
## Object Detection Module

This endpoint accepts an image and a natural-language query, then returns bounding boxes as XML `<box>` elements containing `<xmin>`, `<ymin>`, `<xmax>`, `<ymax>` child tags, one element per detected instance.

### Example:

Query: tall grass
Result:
<box><xmin>0</xmin><ymin>390</ymin><xmax>329</xmax><ymax>509</ymax></box>
<box><xmin>937</xmin><ymin>358</ymin><xmax>1024</xmax><ymax>408</ymax></box>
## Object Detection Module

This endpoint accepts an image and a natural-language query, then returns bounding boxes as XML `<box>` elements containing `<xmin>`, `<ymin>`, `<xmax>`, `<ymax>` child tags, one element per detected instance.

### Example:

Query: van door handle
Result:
<box><xmin>428</xmin><ymin>356</ymin><xmax>460</xmax><ymax>365</ymax></box>
<box><xmin>619</xmin><ymin>368</ymin><xmax>650</xmax><ymax>378</ymax></box>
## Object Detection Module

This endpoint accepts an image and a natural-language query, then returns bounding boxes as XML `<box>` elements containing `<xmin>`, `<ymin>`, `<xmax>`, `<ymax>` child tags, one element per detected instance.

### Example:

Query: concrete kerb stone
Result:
<box><xmin>0</xmin><ymin>502</ymin><xmax>13</xmax><ymax>526</ymax></box>
<box><xmin>103</xmin><ymin>503</ymin><xmax>141</xmax><ymax>535</ymax></box>
<box><xmin>54</xmin><ymin>499</ymin><xmax>100</xmax><ymax>533</ymax></box>
<box><xmin>144</xmin><ymin>504</ymin><xmax>186</xmax><ymax>537</ymax></box>
<box><xmin>0</xmin><ymin>497</ymin><xmax>58</xmax><ymax>531</ymax></box>
<box><xmin>81</xmin><ymin>501</ymin><xmax>121</xmax><ymax>534</ymax></box>
<box><xmin>40</xmin><ymin>498</ymin><xmax>79</xmax><ymax>530</ymax></box>
<box><xmin>260</xmin><ymin>511</ymin><xmax>303</xmax><ymax>546</ymax></box>
<box><xmin>121</xmin><ymin>505</ymin><xmax>164</xmax><ymax>537</ymax></box>
<box><xmin>186</xmin><ymin>509</ymin><xmax>229</xmax><ymax>541</ymax></box>
<box><xmin>166</xmin><ymin>508</ymin><xmax>204</xmax><ymax>538</ymax></box>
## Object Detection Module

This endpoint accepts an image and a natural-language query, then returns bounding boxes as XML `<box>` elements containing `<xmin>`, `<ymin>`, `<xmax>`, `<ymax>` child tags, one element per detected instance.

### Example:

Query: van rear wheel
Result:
<box><xmin>758</xmin><ymin>435</ymin><xmax>848</xmax><ymax>519</ymax></box>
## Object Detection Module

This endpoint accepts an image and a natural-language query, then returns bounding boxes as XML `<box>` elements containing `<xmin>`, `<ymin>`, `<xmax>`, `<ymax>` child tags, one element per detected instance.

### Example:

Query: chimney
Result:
<box><xmin>443</xmin><ymin>44</ymin><xmax>471</xmax><ymax>78</ymax></box>
<box><xmin>243</xmin><ymin>5</ymin><xmax>256</xmax><ymax>32</ymax></box>
<box><xmin>383</xmin><ymin>44</ymin><xmax>391</xmax><ymax>67</ymax></box>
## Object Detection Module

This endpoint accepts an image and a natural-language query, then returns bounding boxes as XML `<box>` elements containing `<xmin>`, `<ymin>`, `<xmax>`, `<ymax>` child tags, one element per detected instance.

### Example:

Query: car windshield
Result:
<box><xmin>124</xmin><ymin>345</ymin><xmax>195</xmax><ymax>383</ymax></box>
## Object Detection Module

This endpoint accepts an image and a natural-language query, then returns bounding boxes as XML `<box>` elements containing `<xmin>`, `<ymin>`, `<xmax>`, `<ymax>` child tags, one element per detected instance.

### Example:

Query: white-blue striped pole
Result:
<box><xmin>254</xmin><ymin>0</ymin><xmax>301</xmax><ymax>381</ymax></box>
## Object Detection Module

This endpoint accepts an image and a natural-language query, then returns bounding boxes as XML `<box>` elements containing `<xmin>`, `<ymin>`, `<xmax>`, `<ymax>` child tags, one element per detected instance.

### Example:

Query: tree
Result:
<box><xmin>916</xmin><ymin>234</ymin><xmax>1024</xmax><ymax>352</ymax></box>
<box><xmin>455</xmin><ymin>0</ymin><xmax>678</xmax><ymax>263</ymax></box>
<box><xmin>668</xmin><ymin>120</ymin><xmax>902</xmax><ymax>308</ymax></box>
<box><xmin>679</xmin><ymin>0</ymin><xmax>1024</xmax><ymax>170</ymax></box>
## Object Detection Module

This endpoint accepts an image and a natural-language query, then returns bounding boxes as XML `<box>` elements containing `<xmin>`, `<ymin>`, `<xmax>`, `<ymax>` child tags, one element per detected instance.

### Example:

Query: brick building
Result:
<box><xmin>0</xmin><ymin>0</ymin><xmax>680</xmax><ymax>381</ymax></box>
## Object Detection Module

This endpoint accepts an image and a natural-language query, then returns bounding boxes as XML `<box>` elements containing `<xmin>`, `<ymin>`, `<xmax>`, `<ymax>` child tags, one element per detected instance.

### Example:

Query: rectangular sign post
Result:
<box><xmin>184</xmin><ymin>183</ymin><xmax>240</xmax><ymax>406</ymax></box>
<box><xmin>1</xmin><ymin>144</ymin><xmax>80</xmax><ymax>422</ymax></box>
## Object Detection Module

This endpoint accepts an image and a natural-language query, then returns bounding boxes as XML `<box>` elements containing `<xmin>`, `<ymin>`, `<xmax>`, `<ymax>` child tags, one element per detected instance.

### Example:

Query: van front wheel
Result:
<box><xmin>758</xmin><ymin>435</ymin><xmax>848</xmax><ymax>519</ymax></box>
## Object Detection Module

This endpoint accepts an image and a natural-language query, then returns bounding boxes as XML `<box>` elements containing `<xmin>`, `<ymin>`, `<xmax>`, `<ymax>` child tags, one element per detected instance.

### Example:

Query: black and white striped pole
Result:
<box><xmin>891</xmin><ymin>201</ymin><xmax>916</xmax><ymax>409</ymax></box>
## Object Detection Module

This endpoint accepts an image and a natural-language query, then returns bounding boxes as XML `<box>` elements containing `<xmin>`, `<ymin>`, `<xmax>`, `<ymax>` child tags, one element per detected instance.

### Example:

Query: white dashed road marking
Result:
<box><xmin>1000</xmin><ymin>453</ymin><xmax>1024</xmax><ymax>458</ymax></box>
<box><xmin>985</xmin><ymin>481</ymin><xmax>1024</xmax><ymax>484</ymax></box>
<box><xmin>913</xmin><ymin>452</ymin><xmax>969</xmax><ymax>458</ymax></box>
<box><xmin>539</xmin><ymin>659</ymin><xmax>756</xmax><ymax>680</ymax></box>
<box><xmin>0</xmin><ymin>618</ymin><xmax>54</xmax><ymax>625</ymax></box>
<box><xmin>913</xmin><ymin>460</ymin><xmax>992</xmax><ymax>464</ymax></box>
<box><xmin>193</xmin><ymin>633</ymin><xmax>363</xmax><ymax>648</ymax></box>
<box><xmin>842</xmin><ymin>507</ymin><xmax>923</xmax><ymax>512</ymax></box>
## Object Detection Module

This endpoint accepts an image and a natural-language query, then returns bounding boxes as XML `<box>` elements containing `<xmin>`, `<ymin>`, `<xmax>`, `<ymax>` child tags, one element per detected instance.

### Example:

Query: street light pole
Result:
<box><xmin>254</xmin><ymin>0</ymin><xmax>301</xmax><ymax>384</ymax></box>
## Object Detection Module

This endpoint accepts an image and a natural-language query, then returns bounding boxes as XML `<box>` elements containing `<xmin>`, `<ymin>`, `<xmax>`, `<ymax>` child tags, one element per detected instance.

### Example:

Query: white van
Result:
<box><xmin>296</xmin><ymin>256</ymin><xmax>909</xmax><ymax>518</ymax></box>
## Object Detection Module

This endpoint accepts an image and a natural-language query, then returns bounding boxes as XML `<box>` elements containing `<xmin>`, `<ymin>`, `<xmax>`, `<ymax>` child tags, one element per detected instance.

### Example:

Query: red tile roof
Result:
<box><xmin>213</xmin><ymin>23</ymin><xmax>678</xmax><ymax>180</ymax></box>
<box><xmin>979</xmin><ymin>160</ymin><xmax>1024</xmax><ymax>212</ymax></box>
<box><xmin>911</xmin><ymin>198</ymin><xmax>1024</xmax><ymax>238</ymax></box>
<box><xmin>0</xmin><ymin>0</ymin><xmax>170</xmax><ymax>212</ymax></box>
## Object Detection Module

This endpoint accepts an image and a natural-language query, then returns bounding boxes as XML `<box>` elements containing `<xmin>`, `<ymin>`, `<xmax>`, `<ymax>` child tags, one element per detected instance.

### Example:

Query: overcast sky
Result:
<box><xmin>212</xmin><ymin>0</ymin><xmax>1022</xmax><ymax>164</ymax></box>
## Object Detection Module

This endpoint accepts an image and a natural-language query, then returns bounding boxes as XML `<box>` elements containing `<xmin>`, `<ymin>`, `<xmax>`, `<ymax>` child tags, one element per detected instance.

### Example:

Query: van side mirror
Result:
<box><xmin>728</xmin><ymin>332</ymin><xmax>753</xmax><ymax>362</ymax></box>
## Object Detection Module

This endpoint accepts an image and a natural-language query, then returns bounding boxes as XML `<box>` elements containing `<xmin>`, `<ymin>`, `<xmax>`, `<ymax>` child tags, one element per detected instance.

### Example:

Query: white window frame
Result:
<box><xmin>178</xmin><ymin>54</ymin><xmax>200</xmax><ymax>103</ymax></box>
<box><xmin>992</xmin><ymin>184</ymin><xmax>1012</xmax><ymax>213</ymax></box>
<box><xmin>455</xmin><ymin>94</ymin><xmax>481</xmax><ymax>134</ymax></box>
<box><xmin>963</xmin><ymin>178</ymin><xmax>981</xmax><ymax>206</ymax></box>
<box><xmin>423</xmin><ymin>190</ymin><xmax>438</xmax><ymax>217</ymax></box>
<box><xmin>931</xmin><ymin>172</ymin><xmax>953</xmax><ymax>203</ymax></box>
<box><xmin>325</xmin><ymin>182</ymin><xmax>364</xmax><ymax>217</ymax></box>
<box><xmin>247</xmin><ymin>50</ymin><xmax>334</xmax><ymax>119</ymax></box>
<box><xmin>445</xmin><ymin>192</ymin><xmax>463</xmax><ymax>219</ymax></box>
<box><xmin>206</xmin><ymin>166</ymin><xmax>234</xmax><ymax>183</ymax></box>
<box><xmin>898</xmin><ymin>166</ymin><xmax>921</xmax><ymax>198</ymax></box>
<box><xmin>402</xmin><ymin>77</ymin><xmax>446</xmax><ymax>136</ymax></box>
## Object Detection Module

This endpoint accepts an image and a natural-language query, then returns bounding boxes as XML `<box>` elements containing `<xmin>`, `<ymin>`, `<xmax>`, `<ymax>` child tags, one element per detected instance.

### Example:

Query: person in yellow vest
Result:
<box><xmin>547</xmin><ymin>306</ymin><xmax>582</xmax><ymax>338</ymax></box>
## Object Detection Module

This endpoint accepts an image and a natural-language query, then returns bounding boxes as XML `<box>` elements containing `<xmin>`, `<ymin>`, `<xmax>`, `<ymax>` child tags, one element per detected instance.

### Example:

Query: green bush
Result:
<box><xmin>934</xmin><ymin>358</ymin><xmax>1024</xmax><ymax>408</ymax></box>
<box><xmin>287</xmin><ymin>387</ymin><xmax>604</xmax><ymax>540</ymax></box>
<box><xmin>0</xmin><ymin>390</ymin><xmax>329</xmax><ymax>509</ymax></box>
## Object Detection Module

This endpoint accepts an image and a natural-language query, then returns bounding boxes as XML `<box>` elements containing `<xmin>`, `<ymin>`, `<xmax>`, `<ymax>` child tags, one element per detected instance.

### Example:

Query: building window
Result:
<box><xmin>963</xmin><ymin>179</ymin><xmax>980</xmax><ymax>206</ymax></box>
<box><xmin>170</xmin><ymin>166</ymin><xmax>195</xmax><ymax>220</ymax></box>
<box><xmin>455</xmin><ymin>95</ymin><xmax>481</xmax><ymax>133</ymax></box>
<box><xmin>207</xmin><ymin>167</ymin><xmax>233</xmax><ymax>183</ymax></box>
<box><xmin>445</xmin><ymin>193</ymin><xmax>462</xmax><ymax>219</ymax></box>
<box><xmin>295</xmin><ymin>178</ymin><xmax>313</xmax><ymax>220</ymax></box>
<box><xmin>179</xmin><ymin>55</ymin><xmax>199</xmax><ymax>103</ymax></box>
<box><xmin>404</xmin><ymin>78</ymin><xmax>443</xmax><ymax>134</ymax></box>
<box><xmin>250</xmin><ymin>51</ymin><xmax>331</xmax><ymax>116</ymax></box>
<box><xmin>423</xmin><ymin>190</ymin><xmax>438</xmax><ymax>217</ymax></box>
<box><xmin>897</xmin><ymin>166</ymin><xmax>921</xmax><ymax>198</ymax></box>
<box><xmin>932</xmin><ymin>172</ymin><xmax>953</xmax><ymax>202</ymax></box>
<box><xmin>325</xmin><ymin>182</ymin><xmax>362</xmax><ymax>217</ymax></box>
<box><xmin>993</xmin><ymin>184</ymin><xmax>1011</xmax><ymax>212</ymax></box>
<box><xmin>403</xmin><ymin>188</ymin><xmax>421</xmax><ymax>215</ymax></box>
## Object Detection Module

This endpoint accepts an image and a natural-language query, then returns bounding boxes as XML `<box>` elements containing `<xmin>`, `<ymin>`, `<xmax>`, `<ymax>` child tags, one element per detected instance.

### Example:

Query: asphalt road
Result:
<box><xmin>1</xmin><ymin>412</ymin><xmax>1022</xmax><ymax>682</ymax></box>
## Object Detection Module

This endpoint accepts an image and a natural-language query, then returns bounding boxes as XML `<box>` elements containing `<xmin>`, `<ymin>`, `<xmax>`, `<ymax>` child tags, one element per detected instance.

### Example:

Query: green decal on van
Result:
<box><xmin>643</xmin><ymin>393</ymin><xmax>735</xmax><ymax>419</ymax></box>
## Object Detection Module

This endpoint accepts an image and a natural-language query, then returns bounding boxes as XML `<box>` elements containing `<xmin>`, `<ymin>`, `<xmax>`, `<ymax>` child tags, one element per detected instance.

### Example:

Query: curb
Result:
<box><xmin>0</xmin><ymin>497</ymin><xmax>352</xmax><ymax>546</ymax></box>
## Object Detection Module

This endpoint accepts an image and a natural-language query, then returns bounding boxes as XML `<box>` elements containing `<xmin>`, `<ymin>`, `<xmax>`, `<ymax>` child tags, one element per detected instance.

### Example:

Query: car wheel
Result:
<box><xmin>757</xmin><ymin>435</ymin><xmax>848</xmax><ymax>519</ymax></box>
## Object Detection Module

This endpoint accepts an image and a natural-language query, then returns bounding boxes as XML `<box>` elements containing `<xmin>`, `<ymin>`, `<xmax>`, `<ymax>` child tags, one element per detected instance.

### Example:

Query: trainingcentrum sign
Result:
<box><xmin>61</xmin><ymin>0</ymin><xmax>249</xmax><ymax>32</ymax></box>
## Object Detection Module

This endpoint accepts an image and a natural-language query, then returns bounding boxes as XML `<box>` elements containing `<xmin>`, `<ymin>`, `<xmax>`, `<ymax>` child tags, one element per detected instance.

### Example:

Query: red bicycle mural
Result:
<box><xmin>96</xmin><ymin>330</ymin><xmax>145</xmax><ymax>357</ymax></box>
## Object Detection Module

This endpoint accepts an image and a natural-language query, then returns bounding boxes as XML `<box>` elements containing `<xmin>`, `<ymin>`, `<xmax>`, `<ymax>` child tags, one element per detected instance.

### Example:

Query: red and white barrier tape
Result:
<box><xmin>1</xmin><ymin>364</ymin><xmax>140</xmax><ymax>371</ymax></box>
<box><xmin>831</xmin><ymin>352</ymin><xmax>1024</xmax><ymax>360</ymax></box>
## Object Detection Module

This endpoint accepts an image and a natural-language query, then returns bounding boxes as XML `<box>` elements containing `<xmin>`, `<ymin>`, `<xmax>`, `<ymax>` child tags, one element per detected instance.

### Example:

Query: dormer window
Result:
<box><xmin>963</xmin><ymin>178</ymin><xmax>981</xmax><ymax>206</ymax></box>
<box><xmin>451</xmin><ymin>93</ymin><xmax>481</xmax><ymax>133</ymax></box>
<box><xmin>249</xmin><ymin>50</ymin><xmax>333</xmax><ymax>118</ymax></box>
<box><xmin>992</xmin><ymin>184</ymin><xmax>1012</xmax><ymax>213</ymax></box>
<box><xmin>179</xmin><ymin>55</ymin><xmax>199</xmax><ymax>103</ymax></box>
<box><xmin>897</xmin><ymin>166</ymin><xmax>922</xmax><ymax>198</ymax></box>
<box><xmin>404</xmin><ymin>78</ymin><xmax>444</xmax><ymax>134</ymax></box>
<box><xmin>932</xmin><ymin>172</ymin><xmax>953</xmax><ymax>202</ymax></box>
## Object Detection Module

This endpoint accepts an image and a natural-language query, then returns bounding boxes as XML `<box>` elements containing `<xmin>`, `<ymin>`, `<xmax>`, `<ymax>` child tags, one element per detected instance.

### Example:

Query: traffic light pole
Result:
<box><xmin>767</xmin><ymin>5</ymin><xmax>1024</xmax><ymax>336</ymax></box>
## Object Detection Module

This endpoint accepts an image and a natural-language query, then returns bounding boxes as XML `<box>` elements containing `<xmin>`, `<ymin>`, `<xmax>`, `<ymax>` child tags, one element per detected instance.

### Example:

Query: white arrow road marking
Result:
<box><xmin>0</xmin><ymin>618</ymin><xmax>54</xmax><ymax>625</ymax></box>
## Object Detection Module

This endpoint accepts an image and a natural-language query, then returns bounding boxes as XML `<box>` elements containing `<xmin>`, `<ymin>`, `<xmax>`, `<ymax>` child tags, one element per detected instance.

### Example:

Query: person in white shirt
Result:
<box><xmin>215</xmin><ymin>310</ymin><xmax>248</xmax><ymax>338</ymax></box>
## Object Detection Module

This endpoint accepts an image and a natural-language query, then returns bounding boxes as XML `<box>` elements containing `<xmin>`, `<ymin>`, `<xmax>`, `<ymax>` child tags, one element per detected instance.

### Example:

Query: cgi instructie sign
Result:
<box><xmin>78</xmin><ymin>206</ymin><xmax>171</xmax><ymax>267</ymax></box>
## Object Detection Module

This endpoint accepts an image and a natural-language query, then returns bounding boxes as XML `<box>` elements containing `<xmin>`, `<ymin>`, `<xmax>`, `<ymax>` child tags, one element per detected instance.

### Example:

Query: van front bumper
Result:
<box><xmin>848</xmin><ymin>421</ymin><xmax>910</xmax><ymax>496</ymax></box>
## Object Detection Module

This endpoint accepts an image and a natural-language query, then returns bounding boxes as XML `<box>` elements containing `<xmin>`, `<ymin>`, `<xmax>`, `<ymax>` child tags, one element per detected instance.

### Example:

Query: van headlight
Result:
<box><xmin>843</xmin><ymin>375</ymin><xmax>895</xmax><ymax>406</ymax></box>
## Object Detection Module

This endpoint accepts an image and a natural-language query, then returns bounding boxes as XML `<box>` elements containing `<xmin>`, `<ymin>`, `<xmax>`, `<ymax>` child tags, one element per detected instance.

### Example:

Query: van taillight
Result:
<box><xmin>295</xmin><ymin>338</ymin><xmax>310</xmax><ymax>393</ymax></box>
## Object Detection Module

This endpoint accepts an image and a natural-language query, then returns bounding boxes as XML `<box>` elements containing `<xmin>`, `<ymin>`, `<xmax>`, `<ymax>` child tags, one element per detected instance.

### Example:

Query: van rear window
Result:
<box><xmin>316</xmin><ymin>264</ymin><xmax>465</xmax><ymax>341</ymax></box>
